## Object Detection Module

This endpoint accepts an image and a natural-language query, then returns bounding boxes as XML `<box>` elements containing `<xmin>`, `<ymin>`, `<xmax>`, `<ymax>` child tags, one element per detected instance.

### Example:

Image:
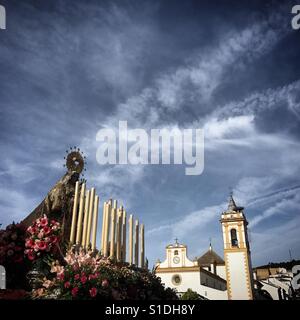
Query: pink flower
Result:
<box><xmin>50</xmin><ymin>264</ymin><xmax>57</xmax><ymax>273</ymax></box>
<box><xmin>38</xmin><ymin>231</ymin><xmax>44</xmax><ymax>239</ymax></box>
<box><xmin>102</xmin><ymin>279</ymin><xmax>109</xmax><ymax>288</ymax></box>
<box><xmin>43</xmin><ymin>226</ymin><xmax>51</xmax><ymax>235</ymax></box>
<box><xmin>58</xmin><ymin>272</ymin><xmax>64</xmax><ymax>281</ymax></box>
<box><xmin>88</xmin><ymin>274</ymin><xmax>95</xmax><ymax>280</ymax></box>
<box><xmin>89</xmin><ymin>287</ymin><xmax>97</xmax><ymax>298</ymax></box>
<box><xmin>33</xmin><ymin>288</ymin><xmax>45</xmax><ymax>298</ymax></box>
<box><xmin>33</xmin><ymin>240</ymin><xmax>40</xmax><ymax>251</ymax></box>
<box><xmin>27</xmin><ymin>226</ymin><xmax>36</xmax><ymax>235</ymax></box>
<box><xmin>40</xmin><ymin>216</ymin><xmax>48</xmax><ymax>227</ymax></box>
<box><xmin>72</xmin><ymin>264</ymin><xmax>79</xmax><ymax>271</ymax></box>
<box><xmin>80</xmin><ymin>275</ymin><xmax>87</xmax><ymax>284</ymax></box>
<box><xmin>74</xmin><ymin>274</ymin><xmax>80</xmax><ymax>280</ymax></box>
<box><xmin>37</xmin><ymin>241</ymin><xmax>47</xmax><ymax>251</ymax></box>
<box><xmin>43</xmin><ymin>279</ymin><xmax>52</xmax><ymax>288</ymax></box>
<box><xmin>64</xmin><ymin>281</ymin><xmax>71</xmax><ymax>289</ymax></box>
<box><xmin>25</xmin><ymin>239</ymin><xmax>34</xmax><ymax>248</ymax></box>
<box><xmin>71</xmin><ymin>287</ymin><xmax>79</xmax><ymax>297</ymax></box>
<box><xmin>27</xmin><ymin>250</ymin><xmax>35</xmax><ymax>261</ymax></box>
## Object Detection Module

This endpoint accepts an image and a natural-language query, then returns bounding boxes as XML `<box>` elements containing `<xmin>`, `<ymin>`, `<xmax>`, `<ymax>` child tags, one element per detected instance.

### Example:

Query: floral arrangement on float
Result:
<box><xmin>0</xmin><ymin>222</ymin><xmax>28</xmax><ymax>289</ymax></box>
<box><xmin>33</xmin><ymin>249</ymin><xmax>178</xmax><ymax>300</ymax></box>
<box><xmin>25</xmin><ymin>215</ymin><xmax>61</xmax><ymax>262</ymax></box>
<box><xmin>1</xmin><ymin>215</ymin><xmax>177</xmax><ymax>300</ymax></box>
<box><xmin>0</xmin><ymin>222</ymin><xmax>26</xmax><ymax>265</ymax></box>
<box><xmin>24</xmin><ymin>215</ymin><xmax>62</xmax><ymax>290</ymax></box>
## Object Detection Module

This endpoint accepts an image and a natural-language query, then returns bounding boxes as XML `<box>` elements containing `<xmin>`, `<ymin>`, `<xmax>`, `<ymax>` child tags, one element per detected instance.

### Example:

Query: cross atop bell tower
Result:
<box><xmin>220</xmin><ymin>194</ymin><xmax>254</xmax><ymax>300</ymax></box>
<box><xmin>227</xmin><ymin>192</ymin><xmax>237</xmax><ymax>211</ymax></box>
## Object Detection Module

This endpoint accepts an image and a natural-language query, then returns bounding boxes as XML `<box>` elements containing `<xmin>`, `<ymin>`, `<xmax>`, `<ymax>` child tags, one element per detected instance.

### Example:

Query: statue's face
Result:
<box><xmin>70</xmin><ymin>172</ymin><xmax>79</xmax><ymax>184</ymax></box>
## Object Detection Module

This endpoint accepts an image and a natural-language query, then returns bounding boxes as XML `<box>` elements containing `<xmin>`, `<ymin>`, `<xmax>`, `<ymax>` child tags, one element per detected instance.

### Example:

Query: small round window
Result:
<box><xmin>172</xmin><ymin>274</ymin><xmax>182</xmax><ymax>286</ymax></box>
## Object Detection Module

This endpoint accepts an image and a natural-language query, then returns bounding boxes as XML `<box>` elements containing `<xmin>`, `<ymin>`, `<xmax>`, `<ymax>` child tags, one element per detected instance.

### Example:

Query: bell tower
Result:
<box><xmin>220</xmin><ymin>194</ymin><xmax>254</xmax><ymax>300</ymax></box>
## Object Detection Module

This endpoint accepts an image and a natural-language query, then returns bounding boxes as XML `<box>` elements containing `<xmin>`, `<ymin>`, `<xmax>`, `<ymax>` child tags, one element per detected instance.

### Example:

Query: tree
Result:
<box><xmin>181</xmin><ymin>288</ymin><xmax>202</xmax><ymax>300</ymax></box>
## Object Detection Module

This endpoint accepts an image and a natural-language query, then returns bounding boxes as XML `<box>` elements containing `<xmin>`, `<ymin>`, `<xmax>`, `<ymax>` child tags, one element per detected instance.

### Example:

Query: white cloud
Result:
<box><xmin>0</xmin><ymin>160</ymin><xmax>39</xmax><ymax>184</ymax></box>
<box><xmin>0</xmin><ymin>187</ymin><xmax>38</xmax><ymax>227</ymax></box>
<box><xmin>203</xmin><ymin>115</ymin><xmax>255</xmax><ymax>140</ymax></box>
<box><xmin>81</xmin><ymin>9</ymin><xmax>295</xmax><ymax>209</ymax></box>
<box><xmin>249</xmin><ymin>193</ymin><xmax>300</xmax><ymax>228</ymax></box>
<box><xmin>172</xmin><ymin>204</ymin><xmax>226</xmax><ymax>238</ymax></box>
<box><xmin>147</xmin><ymin>203</ymin><xmax>226</xmax><ymax>239</ymax></box>
<box><xmin>212</xmin><ymin>80</ymin><xmax>300</xmax><ymax>120</ymax></box>
<box><xmin>105</xmin><ymin>7</ymin><xmax>290</xmax><ymax>128</ymax></box>
<box><xmin>234</xmin><ymin>176</ymin><xmax>278</xmax><ymax>205</ymax></box>
<box><xmin>155</xmin><ymin>8</ymin><xmax>289</xmax><ymax>111</ymax></box>
<box><xmin>200</xmin><ymin>112</ymin><xmax>300</xmax><ymax>153</ymax></box>
<box><xmin>251</xmin><ymin>215</ymin><xmax>300</xmax><ymax>264</ymax></box>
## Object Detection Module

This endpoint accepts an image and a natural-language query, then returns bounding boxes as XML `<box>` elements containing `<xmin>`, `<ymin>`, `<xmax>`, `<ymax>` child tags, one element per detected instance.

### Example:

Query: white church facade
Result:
<box><xmin>155</xmin><ymin>195</ymin><xmax>255</xmax><ymax>300</ymax></box>
<box><xmin>155</xmin><ymin>241</ymin><xmax>227</xmax><ymax>300</ymax></box>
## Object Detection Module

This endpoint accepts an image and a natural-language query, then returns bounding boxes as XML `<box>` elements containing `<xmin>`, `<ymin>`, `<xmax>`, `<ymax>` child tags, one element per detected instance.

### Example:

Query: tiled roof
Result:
<box><xmin>197</xmin><ymin>249</ymin><xmax>225</xmax><ymax>266</ymax></box>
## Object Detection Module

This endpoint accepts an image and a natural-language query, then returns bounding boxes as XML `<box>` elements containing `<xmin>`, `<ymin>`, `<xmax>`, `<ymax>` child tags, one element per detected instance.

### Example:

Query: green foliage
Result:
<box><xmin>180</xmin><ymin>288</ymin><xmax>202</xmax><ymax>300</ymax></box>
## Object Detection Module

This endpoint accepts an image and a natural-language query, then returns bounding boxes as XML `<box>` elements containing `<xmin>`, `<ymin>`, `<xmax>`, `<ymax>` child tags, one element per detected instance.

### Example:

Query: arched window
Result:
<box><xmin>231</xmin><ymin>228</ymin><xmax>238</xmax><ymax>247</ymax></box>
<box><xmin>174</xmin><ymin>250</ymin><xmax>178</xmax><ymax>256</ymax></box>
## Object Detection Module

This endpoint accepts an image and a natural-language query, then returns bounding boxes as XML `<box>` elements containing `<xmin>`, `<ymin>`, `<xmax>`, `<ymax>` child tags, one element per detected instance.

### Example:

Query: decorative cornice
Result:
<box><xmin>156</xmin><ymin>266</ymin><xmax>200</xmax><ymax>273</ymax></box>
<box><xmin>220</xmin><ymin>217</ymin><xmax>246</xmax><ymax>223</ymax></box>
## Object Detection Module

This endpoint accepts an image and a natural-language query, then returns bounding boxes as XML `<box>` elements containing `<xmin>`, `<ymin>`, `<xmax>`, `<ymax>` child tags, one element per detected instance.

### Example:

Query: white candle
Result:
<box><xmin>122</xmin><ymin>210</ymin><xmax>127</xmax><ymax>262</ymax></box>
<box><xmin>116</xmin><ymin>208</ymin><xmax>122</xmax><ymax>261</ymax></box>
<box><xmin>101</xmin><ymin>201</ymin><xmax>107</xmax><ymax>253</ymax></box>
<box><xmin>76</xmin><ymin>183</ymin><xmax>86</xmax><ymax>245</ymax></box>
<box><xmin>69</xmin><ymin>181</ymin><xmax>79</xmax><ymax>244</ymax></box>
<box><xmin>135</xmin><ymin>219</ymin><xmax>139</xmax><ymax>266</ymax></box>
<box><xmin>103</xmin><ymin>202</ymin><xmax>111</xmax><ymax>257</ymax></box>
<box><xmin>86</xmin><ymin>187</ymin><xmax>95</xmax><ymax>249</ymax></box>
<box><xmin>81</xmin><ymin>190</ymin><xmax>90</xmax><ymax>248</ymax></box>
<box><xmin>110</xmin><ymin>206</ymin><xmax>116</xmax><ymax>259</ymax></box>
<box><xmin>91</xmin><ymin>195</ymin><xmax>99</xmax><ymax>251</ymax></box>
<box><xmin>129</xmin><ymin>215</ymin><xmax>133</xmax><ymax>265</ymax></box>
<box><xmin>140</xmin><ymin>224</ymin><xmax>145</xmax><ymax>268</ymax></box>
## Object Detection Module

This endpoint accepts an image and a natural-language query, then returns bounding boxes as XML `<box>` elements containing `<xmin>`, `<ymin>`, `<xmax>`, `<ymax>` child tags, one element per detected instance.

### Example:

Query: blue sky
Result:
<box><xmin>0</xmin><ymin>0</ymin><xmax>300</xmax><ymax>268</ymax></box>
